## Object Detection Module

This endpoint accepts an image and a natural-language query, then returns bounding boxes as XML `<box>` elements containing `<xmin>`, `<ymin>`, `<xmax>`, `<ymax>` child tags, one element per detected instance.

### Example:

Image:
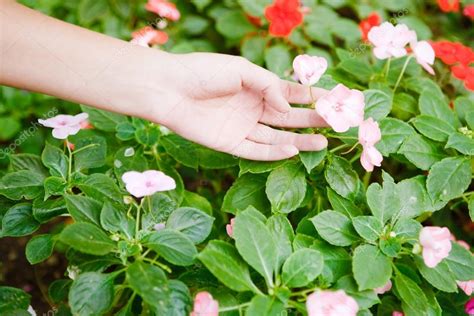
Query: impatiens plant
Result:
<box><xmin>1</xmin><ymin>0</ymin><xmax>473</xmax><ymax>315</ymax></box>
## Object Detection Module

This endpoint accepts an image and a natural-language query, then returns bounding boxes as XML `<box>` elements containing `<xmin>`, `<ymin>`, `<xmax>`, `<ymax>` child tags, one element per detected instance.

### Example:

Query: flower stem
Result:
<box><xmin>393</xmin><ymin>56</ymin><xmax>413</xmax><ymax>92</ymax></box>
<box><xmin>66</xmin><ymin>138</ymin><xmax>72</xmax><ymax>181</ymax></box>
<box><xmin>385</xmin><ymin>57</ymin><xmax>391</xmax><ymax>78</ymax></box>
<box><xmin>329</xmin><ymin>144</ymin><xmax>350</xmax><ymax>153</ymax></box>
<box><xmin>135</xmin><ymin>198</ymin><xmax>145</xmax><ymax>240</ymax></box>
<box><xmin>71</xmin><ymin>143</ymin><xmax>99</xmax><ymax>155</ymax></box>
<box><xmin>219</xmin><ymin>302</ymin><xmax>251</xmax><ymax>312</ymax></box>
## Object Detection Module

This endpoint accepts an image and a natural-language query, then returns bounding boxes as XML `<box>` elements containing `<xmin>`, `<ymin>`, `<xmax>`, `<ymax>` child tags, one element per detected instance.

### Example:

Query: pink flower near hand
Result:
<box><xmin>466</xmin><ymin>298</ymin><xmax>474</xmax><ymax>315</ymax></box>
<box><xmin>315</xmin><ymin>84</ymin><xmax>365</xmax><ymax>133</ymax></box>
<box><xmin>392</xmin><ymin>312</ymin><xmax>404</xmax><ymax>316</ymax></box>
<box><xmin>306</xmin><ymin>290</ymin><xmax>359</xmax><ymax>316</ymax></box>
<box><xmin>131</xmin><ymin>26</ymin><xmax>168</xmax><ymax>47</ymax></box>
<box><xmin>358</xmin><ymin>118</ymin><xmax>383</xmax><ymax>172</ymax></box>
<box><xmin>419</xmin><ymin>226</ymin><xmax>452</xmax><ymax>268</ymax></box>
<box><xmin>38</xmin><ymin>113</ymin><xmax>89</xmax><ymax>139</ymax></box>
<box><xmin>226</xmin><ymin>218</ymin><xmax>235</xmax><ymax>238</ymax></box>
<box><xmin>190</xmin><ymin>292</ymin><xmax>219</xmax><ymax>316</ymax></box>
<box><xmin>293</xmin><ymin>54</ymin><xmax>328</xmax><ymax>86</ymax></box>
<box><xmin>145</xmin><ymin>0</ymin><xmax>180</xmax><ymax>21</ymax></box>
<box><xmin>122</xmin><ymin>170</ymin><xmax>176</xmax><ymax>198</ymax></box>
<box><xmin>457</xmin><ymin>280</ymin><xmax>474</xmax><ymax>296</ymax></box>
<box><xmin>368</xmin><ymin>22</ymin><xmax>416</xmax><ymax>59</ymax></box>
<box><xmin>374</xmin><ymin>280</ymin><xmax>392</xmax><ymax>294</ymax></box>
<box><xmin>411</xmin><ymin>40</ymin><xmax>435</xmax><ymax>75</ymax></box>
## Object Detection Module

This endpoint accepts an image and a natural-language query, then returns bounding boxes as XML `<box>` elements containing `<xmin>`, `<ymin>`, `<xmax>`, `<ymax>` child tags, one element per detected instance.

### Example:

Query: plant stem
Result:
<box><xmin>135</xmin><ymin>198</ymin><xmax>145</xmax><ymax>240</ymax></box>
<box><xmin>363</xmin><ymin>172</ymin><xmax>371</xmax><ymax>189</ymax></box>
<box><xmin>219</xmin><ymin>302</ymin><xmax>251</xmax><ymax>312</ymax></box>
<box><xmin>326</xmin><ymin>134</ymin><xmax>358</xmax><ymax>140</ymax></box>
<box><xmin>329</xmin><ymin>144</ymin><xmax>350</xmax><ymax>153</ymax></box>
<box><xmin>71</xmin><ymin>143</ymin><xmax>99</xmax><ymax>155</ymax></box>
<box><xmin>385</xmin><ymin>57</ymin><xmax>391</xmax><ymax>78</ymax></box>
<box><xmin>393</xmin><ymin>56</ymin><xmax>413</xmax><ymax>92</ymax></box>
<box><xmin>66</xmin><ymin>138</ymin><xmax>72</xmax><ymax>181</ymax></box>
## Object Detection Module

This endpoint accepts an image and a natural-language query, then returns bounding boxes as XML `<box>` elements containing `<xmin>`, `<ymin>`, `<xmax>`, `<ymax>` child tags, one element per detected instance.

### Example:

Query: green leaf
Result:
<box><xmin>237</xmin><ymin>0</ymin><xmax>272</xmax><ymax>16</ymax></box>
<box><xmin>266</xmin><ymin>162</ymin><xmax>306</xmax><ymax>213</ymax></box>
<box><xmin>299</xmin><ymin>149</ymin><xmax>327</xmax><ymax>173</ymax></box>
<box><xmin>445</xmin><ymin>242</ymin><xmax>474</xmax><ymax>281</ymax></box>
<box><xmin>78</xmin><ymin>0</ymin><xmax>108</xmax><ymax>25</ymax></box>
<box><xmin>197</xmin><ymin>240</ymin><xmax>260</xmax><ymax>293</ymax></box>
<box><xmin>65</xmin><ymin>195</ymin><xmax>101</xmax><ymax>226</ymax></box>
<box><xmin>1</xmin><ymin>204</ymin><xmax>39</xmax><ymax>237</ymax></box>
<box><xmin>363</xmin><ymin>90</ymin><xmax>392</xmax><ymax>120</ymax></box>
<box><xmin>392</xmin><ymin>218</ymin><xmax>422</xmax><ymax>241</ymax></box>
<box><xmin>376</xmin><ymin>118</ymin><xmax>416</xmax><ymax>156</ymax></box>
<box><xmin>470</xmin><ymin>196</ymin><xmax>474</xmax><ymax>222</ymax></box>
<box><xmin>311</xmin><ymin>240</ymin><xmax>351</xmax><ymax>283</ymax></box>
<box><xmin>100</xmin><ymin>202</ymin><xmax>134</xmax><ymax>239</ymax></box>
<box><xmin>453</xmin><ymin>96</ymin><xmax>474</xmax><ymax>123</ymax></box>
<box><xmin>44</xmin><ymin>176</ymin><xmax>67</xmax><ymax>198</ymax></box>
<box><xmin>32</xmin><ymin>198</ymin><xmax>67</xmax><ymax>223</ymax></box>
<box><xmin>241</xmin><ymin>36</ymin><xmax>267</xmax><ymax>65</ymax></box>
<box><xmin>222</xmin><ymin>173</ymin><xmax>269</xmax><ymax>214</ymax></box>
<box><xmin>115</xmin><ymin>121</ymin><xmax>135</xmax><ymax>141</ymax></box>
<box><xmin>246</xmin><ymin>295</ymin><xmax>285</xmax><ymax>316</ymax></box>
<box><xmin>126</xmin><ymin>261</ymin><xmax>169</xmax><ymax>306</ymax></box>
<box><xmin>327</xmin><ymin>188</ymin><xmax>362</xmax><ymax>218</ymax></box>
<box><xmin>392</xmin><ymin>93</ymin><xmax>417</xmax><ymax>121</ymax></box>
<box><xmin>113</xmin><ymin>147</ymin><xmax>148</xmax><ymax>179</ymax></box>
<box><xmin>144</xmin><ymin>229</ymin><xmax>197</xmax><ymax>266</ymax></box>
<box><xmin>69</xmin><ymin>272</ymin><xmax>114</xmax><ymax>316</ymax></box>
<box><xmin>427</xmin><ymin>157</ymin><xmax>471</xmax><ymax>202</ymax></box>
<box><xmin>398</xmin><ymin>134</ymin><xmax>446</xmax><ymax>170</ymax></box>
<box><xmin>394</xmin><ymin>272</ymin><xmax>429</xmax><ymax>314</ymax></box>
<box><xmin>42</xmin><ymin>143</ymin><xmax>68</xmax><ymax>178</ymax></box>
<box><xmin>72</xmin><ymin>135</ymin><xmax>107</xmax><ymax>170</ymax></box>
<box><xmin>181</xmin><ymin>191</ymin><xmax>212</xmax><ymax>216</ymax></box>
<box><xmin>411</xmin><ymin>115</ymin><xmax>455</xmax><ymax>142</ymax></box>
<box><xmin>282</xmin><ymin>249</ymin><xmax>323</xmax><ymax>288</ymax></box>
<box><xmin>352</xmin><ymin>216</ymin><xmax>383</xmax><ymax>242</ymax></box>
<box><xmin>445</xmin><ymin>133</ymin><xmax>474</xmax><ymax>155</ymax></box>
<box><xmin>267</xmin><ymin>215</ymin><xmax>294</xmax><ymax>272</ymax></box>
<box><xmin>153</xmin><ymin>280</ymin><xmax>191</xmax><ymax>316</ymax></box>
<box><xmin>76</xmin><ymin>174</ymin><xmax>123</xmax><ymax>203</ymax></box>
<box><xmin>394</xmin><ymin>177</ymin><xmax>431</xmax><ymax>220</ymax></box>
<box><xmin>0</xmin><ymin>286</ymin><xmax>30</xmax><ymax>314</ymax></box>
<box><xmin>353</xmin><ymin>244</ymin><xmax>392</xmax><ymax>290</ymax></box>
<box><xmin>366</xmin><ymin>171</ymin><xmax>400</xmax><ymax>223</ymax></box>
<box><xmin>0</xmin><ymin>117</ymin><xmax>21</xmax><ymax>140</ymax></box>
<box><xmin>59</xmin><ymin>222</ymin><xmax>115</xmax><ymax>256</ymax></box>
<box><xmin>166</xmin><ymin>207</ymin><xmax>214</xmax><ymax>244</ymax></box>
<box><xmin>48</xmin><ymin>279</ymin><xmax>71</xmax><ymax>303</ymax></box>
<box><xmin>142</xmin><ymin>193</ymin><xmax>177</xmax><ymax>230</ymax></box>
<box><xmin>325</xmin><ymin>156</ymin><xmax>358</xmax><ymax>198</ymax></box>
<box><xmin>334</xmin><ymin>275</ymin><xmax>380</xmax><ymax>310</ymax></box>
<box><xmin>135</xmin><ymin>125</ymin><xmax>160</xmax><ymax>147</ymax></box>
<box><xmin>414</xmin><ymin>256</ymin><xmax>457</xmax><ymax>293</ymax></box>
<box><xmin>216</xmin><ymin>11</ymin><xmax>255</xmax><ymax>39</ymax></box>
<box><xmin>419</xmin><ymin>92</ymin><xmax>458</xmax><ymax>127</ymax></box>
<box><xmin>339</xmin><ymin>60</ymin><xmax>374</xmax><ymax>83</ymax></box>
<box><xmin>264</xmin><ymin>45</ymin><xmax>292</xmax><ymax>77</ymax></box>
<box><xmin>10</xmin><ymin>154</ymin><xmax>47</xmax><ymax>176</ymax></box>
<box><xmin>0</xmin><ymin>170</ymin><xmax>44</xmax><ymax>200</ymax></box>
<box><xmin>310</xmin><ymin>210</ymin><xmax>359</xmax><ymax>246</ymax></box>
<box><xmin>26</xmin><ymin>234</ymin><xmax>54</xmax><ymax>264</ymax></box>
<box><xmin>233</xmin><ymin>209</ymin><xmax>277</xmax><ymax>286</ymax></box>
<box><xmin>239</xmin><ymin>159</ymin><xmax>286</xmax><ymax>175</ymax></box>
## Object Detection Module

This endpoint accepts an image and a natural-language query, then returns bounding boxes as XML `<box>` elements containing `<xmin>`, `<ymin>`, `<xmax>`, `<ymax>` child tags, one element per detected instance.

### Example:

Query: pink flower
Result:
<box><xmin>368</xmin><ymin>22</ymin><xmax>416</xmax><ymax>59</ymax></box>
<box><xmin>153</xmin><ymin>223</ymin><xmax>166</xmax><ymax>231</ymax></box>
<box><xmin>374</xmin><ymin>280</ymin><xmax>392</xmax><ymax>294</ymax></box>
<box><xmin>190</xmin><ymin>292</ymin><xmax>218</xmax><ymax>316</ymax></box>
<box><xmin>411</xmin><ymin>40</ymin><xmax>435</xmax><ymax>75</ymax></box>
<box><xmin>306</xmin><ymin>290</ymin><xmax>359</xmax><ymax>316</ymax></box>
<box><xmin>358</xmin><ymin>118</ymin><xmax>383</xmax><ymax>172</ymax></box>
<box><xmin>38</xmin><ymin>113</ymin><xmax>89</xmax><ymax>139</ymax></box>
<box><xmin>419</xmin><ymin>226</ymin><xmax>452</xmax><ymax>268</ymax></box>
<box><xmin>392</xmin><ymin>312</ymin><xmax>404</xmax><ymax>316</ymax></box>
<box><xmin>464</xmin><ymin>4</ymin><xmax>474</xmax><ymax>19</ymax></box>
<box><xmin>465</xmin><ymin>298</ymin><xmax>474</xmax><ymax>315</ymax></box>
<box><xmin>131</xmin><ymin>26</ymin><xmax>168</xmax><ymax>47</ymax></box>
<box><xmin>315</xmin><ymin>84</ymin><xmax>365</xmax><ymax>133</ymax></box>
<box><xmin>226</xmin><ymin>218</ymin><xmax>235</xmax><ymax>238</ymax></box>
<box><xmin>457</xmin><ymin>280</ymin><xmax>474</xmax><ymax>296</ymax></box>
<box><xmin>293</xmin><ymin>54</ymin><xmax>328</xmax><ymax>86</ymax></box>
<box><xmin>145</xmin><ymin>0</ymin><xmax>180</xmax><ymax>21</ymax></box>
<box><xmin>122</xmin><ymin>170</ymin><xmax>176</xmax><ymax>198</ymax></box>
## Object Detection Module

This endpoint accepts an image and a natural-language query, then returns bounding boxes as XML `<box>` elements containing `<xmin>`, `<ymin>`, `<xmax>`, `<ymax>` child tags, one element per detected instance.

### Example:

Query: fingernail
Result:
<box><xmin>282</xmin><ymin>145</ymin><xmax>299</xmax><ymax>156</ymax></box>
<box><xmin>313</xmin><ymin>135</ymin><xmax>328</xmax><ymax>150</ymax></box>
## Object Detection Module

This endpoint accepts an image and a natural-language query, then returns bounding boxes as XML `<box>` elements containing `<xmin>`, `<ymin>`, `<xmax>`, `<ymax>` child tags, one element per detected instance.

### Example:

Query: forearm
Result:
<box><xmin>0</xmin><ymin>1</ymin><xmax>172</xmax><ymax>119</ymax></box>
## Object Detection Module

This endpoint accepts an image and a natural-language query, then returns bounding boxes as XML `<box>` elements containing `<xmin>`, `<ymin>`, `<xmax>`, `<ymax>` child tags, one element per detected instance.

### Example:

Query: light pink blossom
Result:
<box><xmin>419</xmin><ymin>226</ymin><xmax>452</xmax><ymax>268</ymax></box>
<box><xmin>306</xmin><ymin>290</ymin><xmax>359</xmax><ymax>316</ymax></box>
<box><xmin>293</xmin><ymin>54</ymin><xmax>328</xmax><ymax>86</ymax></box>
<box><xmin>465</xmin><ymin>298</ymin><xmax>474</xmax><ymax>315</ymax></box>
<box><xmin>374</xmin><ymin>280</ymin><xmax>392</xmax><ymax>294</ymax></box>
<box><xmin>131</xmin><ymin>26</ymin><xmax>168</xmax><ymax>47</ymax></box>
<box><xmin>457</xmin><ymin>280</ymin><xmax>474</xmax><ymax>296</ymax></box>
<box><xmin>122</xmin><ymin>170</ymin><xmax>176</xmax><ymax>198</ymax></box>
<box><xmin>38</xmin><ymin>113</ymin><xmax>89</xmax><ymax>139</ymax></box>
<box><xmin>190</xmin><ymin>292</ymin><xmax>218</xmax><ymax>316</ymax></box>
<box><xmin>226</xmin><ymin>218</ymin><xmax>235</xmax><ymax>238</ymax></box>
<box><xmin>153</xmin><ymin>223</ymin><xmax>166</xmax><ymax>231</ymax></box>
<box><xmin>358</xmin><ymin>118</ymin><xmax>383</xmax><ymax>172</ymax></box>
<box><xmin>145</xmin><ymin>0</ymin><xmax>180</xmax><ymax>21</ymax></box>
<box><xmin>392</xmin><ymin>312</ymin><xmax>404</xmax><ymax>316</ymax></box>
<box><xmin>315</xmin><ymin>84</ymin><xmax>365</xmax><ymax>133</ymax></box>
<box><xmin>411</xmin><ymin>40</ymin><xmax>435</xmax><ymax>75</ymax></box>
<box><xmin>368</xmin><ymin>22</ymin><xmax>416</xmax><ymax>59</ymax></box>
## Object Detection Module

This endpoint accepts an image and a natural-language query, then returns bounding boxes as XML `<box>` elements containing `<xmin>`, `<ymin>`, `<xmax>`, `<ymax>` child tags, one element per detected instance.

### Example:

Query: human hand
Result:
<box><xmin>140</xmin><ymin>52</ymin><xmax>330</xmax><ymax>161</ymax></box>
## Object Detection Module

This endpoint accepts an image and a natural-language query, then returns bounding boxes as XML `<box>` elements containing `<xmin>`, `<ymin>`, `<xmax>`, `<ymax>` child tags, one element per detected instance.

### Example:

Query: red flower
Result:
<box><xmin>451</xmin><ymin>64</ymin><xmax>468</xmax><ymax>80</ymax></box>
<box><xmin>464</xmin><ymin>4</ymin><xmax>474</xmax><ymax>19</ymax></box>
<box><xmin>359</xmin><ymin>12</ymin><xmax>381</xmax><ymax>42</ymax></box>
<box><xmin>431</xmin><ymin>41</ymin><xmax>474</xmax><ymax>65</ymax></box>
<box><xmin>437</xmin><ymin>0</ymin><xmax>460</xmax><ymax>12</ymax></box>
<box><xmin>264</xmin><ymin>0</ymin><xmax>303</xmax><ymax>37</ymax></box>
<box><xmin>464</xmin><ymin>67</ymin><xmax>474</xmax><ymax>90</ymax></box>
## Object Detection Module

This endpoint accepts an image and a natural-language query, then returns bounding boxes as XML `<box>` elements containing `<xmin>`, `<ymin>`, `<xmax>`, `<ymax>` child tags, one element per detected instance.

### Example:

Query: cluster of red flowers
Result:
<box><xmin>437</xmin><ymin>0</ymin><xmax>474</xmax><ymax>19</ymax></box>
<box><xmin>358</xmin><ymin>12</ymin><xmax>381</xmax><ymax>42</ymax></box>
<box><xmin>264</xmin><ymin>0</ymin><xmax>303</xmax><ymax>37</ymax></box>
<box><xmin>431</xmin><ymin>41</ymin><xmax>474</xmax><ymax>90</ymax></box>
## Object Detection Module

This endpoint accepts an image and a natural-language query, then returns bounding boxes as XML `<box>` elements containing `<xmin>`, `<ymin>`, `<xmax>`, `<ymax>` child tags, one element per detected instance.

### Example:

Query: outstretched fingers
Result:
<box><xmin>260</xmin><ymin>107</ymin><xmax>329</xmax><ymax>128</ymax></box>
<box><xmin>230</xmin><ymin>139</ymin><xmax>299</xmax><ymax>161</ymax></box>
<box><xmin>280</xmin><ymin>80</ymin><xmax>329</xmax><ymax>104</ymax></box>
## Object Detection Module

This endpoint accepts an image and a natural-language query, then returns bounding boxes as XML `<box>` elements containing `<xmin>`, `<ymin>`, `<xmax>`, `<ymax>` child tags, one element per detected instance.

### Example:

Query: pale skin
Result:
<box><xmin>0</xmin><ymin>1</ymin><xmax>330</xmax><ymax>161</ymax></box>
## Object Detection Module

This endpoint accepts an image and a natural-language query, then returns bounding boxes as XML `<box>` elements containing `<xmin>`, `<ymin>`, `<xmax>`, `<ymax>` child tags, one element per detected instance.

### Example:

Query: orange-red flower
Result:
<box><xmin>464</xmin><ymin>4</ymin><xmax>474</xmax><ymax>19</ymax></box>
<box><xmin>131</xmin><ymin>26</ymin><xmax>169</xmax><ymax>47</ymax></box>
<box><xmin>359</xmin><ymin>12</ymin><xmax>381</xmax><ymax>42</ymax></box>
<box><xmin>264</xmin><ymin>0</ymin><xmax>303</xmax><ymax>37</ymax></box>
<box><xmin>437</xmin><ymin>0</ymin><xmax>460</xmax><ymax>12</ymax></box>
